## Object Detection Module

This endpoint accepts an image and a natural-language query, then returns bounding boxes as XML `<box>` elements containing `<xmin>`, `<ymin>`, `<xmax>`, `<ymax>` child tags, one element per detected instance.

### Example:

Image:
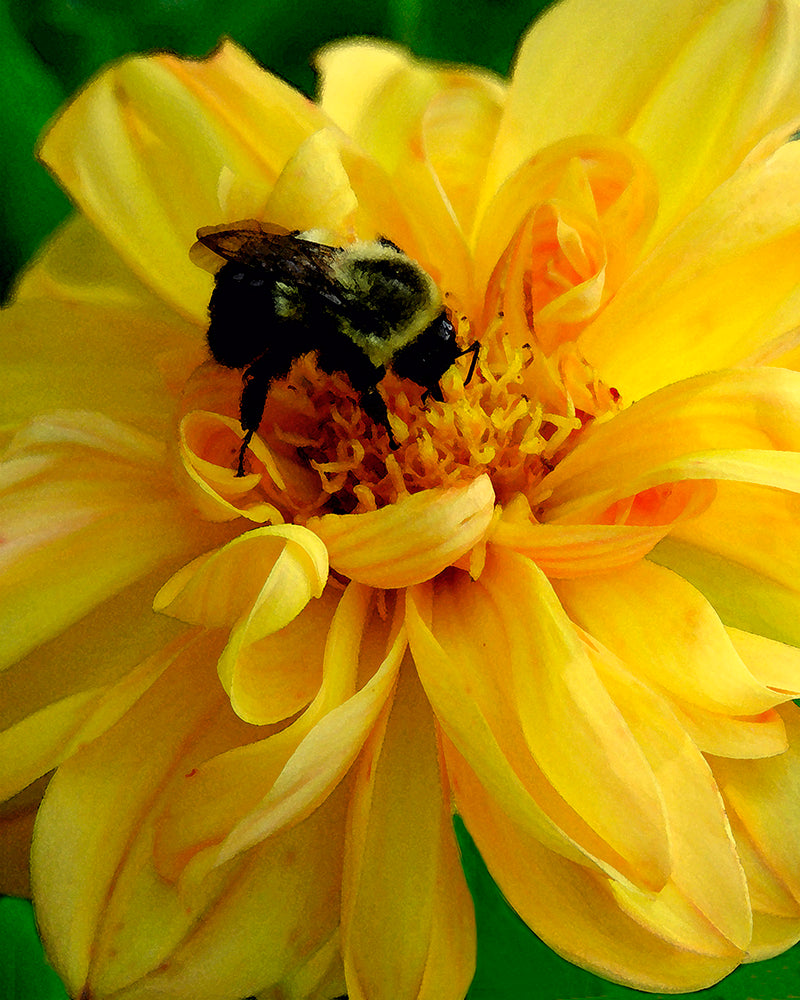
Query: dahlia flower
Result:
<box><xmin>5</xmin><ymin>0</ymin><xmax>800</xmax><ymax>997</ymax></box>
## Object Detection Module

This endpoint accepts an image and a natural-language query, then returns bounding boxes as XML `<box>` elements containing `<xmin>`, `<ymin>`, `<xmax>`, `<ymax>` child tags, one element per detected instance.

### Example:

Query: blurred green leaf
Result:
<box><xmin>0</xmin><ymin>897</ymin><xmax>68</xmax><ymax>1000</ymax></box>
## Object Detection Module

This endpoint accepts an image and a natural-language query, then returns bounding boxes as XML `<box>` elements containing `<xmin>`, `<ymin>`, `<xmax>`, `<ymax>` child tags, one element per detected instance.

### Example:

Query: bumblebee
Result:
<box><xmin>192</xmin><ymin>221</ymin><xmax>479</xmax><ymax>476</ymax></box>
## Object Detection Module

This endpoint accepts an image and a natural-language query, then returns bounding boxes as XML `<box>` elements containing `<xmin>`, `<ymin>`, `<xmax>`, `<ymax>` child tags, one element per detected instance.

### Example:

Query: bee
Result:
<box><xmin>191</xmin><ymin>221</ymin><xmax>479</xmax><ymax>476</ymax></box>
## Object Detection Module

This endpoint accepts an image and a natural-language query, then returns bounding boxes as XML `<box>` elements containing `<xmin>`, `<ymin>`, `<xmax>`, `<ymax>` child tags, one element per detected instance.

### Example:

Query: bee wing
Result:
<box><xmin>190</xmin><ymin>220</ymin><xmax>341</xmax><ymax>276</ymax></box>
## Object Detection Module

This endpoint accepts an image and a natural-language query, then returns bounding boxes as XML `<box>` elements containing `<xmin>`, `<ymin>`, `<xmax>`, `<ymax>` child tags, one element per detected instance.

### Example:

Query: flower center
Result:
<box><xmin>179</xmin><ymin>313</ymin><xmax>622</xmax><ymax>524</ymax></box>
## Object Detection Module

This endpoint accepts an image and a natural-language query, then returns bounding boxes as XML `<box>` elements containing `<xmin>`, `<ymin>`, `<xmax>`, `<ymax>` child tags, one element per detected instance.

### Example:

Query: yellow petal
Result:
<box><xmin>538</xmin><ymin>368</ymin><xmax>800</xmax><ymax>521</ymax></box>
<box><xmin>556</xmin><ymin>560</ymin><xmax>789</xmax><ymax>716</ymax></box>
<box><xmin>317</xmin><ymin>39</ymin><xmax>412</xmax><ymax>138</ymax></box>
<box><xmin>342</xmin><ymin>662</ymin><xmax>475</xmax><ymax>1000</ymax></box>
<box><xmin>39</xmin><ymin>42</ymin><xmax>323</xmax><ymax>320</ymax></box>
<box><xmin>667</xmin><ymin>700</ymin><xmax>788</xmax><ymax>760</ymax></box>
<box><xmin>154</xmin><ymin>584</ymin><xmax>402</xmax><ymax>883</ymax></box>
<box><xmin>32</xmin><ymin>635</ymin><xmax>346</xmax><ymax>999</ymax></box>
<box><xmin>263</xmin><ymin>127</ymin><xmax>358</xmax><ymax>235</ymax></box>
<box><xmin>0</xmin><ymin>410</ymin><xmax>204</xmax><ymax>671</ymax></box>
<box><xmin>1</xmin><ymin>225</ymin><xmax>201</xmax><ymax>438</ymax></box>
<box><xmin>728</xmin><ymin>627</ymin><xmax>800</xmax><ymax>695</ymax></box>
<box><xmin>406</xmin><ymin>564</ymin><xmax>670</xmax><ymax>892</ymax></box>
<box><xmin>579</xmin><ymin>139</ymin><xmax>800</xmax><ymax>400</ymax></box>
<box><xmin>307</xmin><ymin>475</ymin><xmax>494</xmax><ymax>588</ymax></box>
<box><xmin>654</xmin><ymin>478</ymin><xmax>800</xmax><ymax>646</ymax></box>
<box><xmin>590</xmin><ymin>644</ymin><xmax>751</xmax><ymax>953</ymax></box>
<box><xmin>154</xmin><ymin>523</ymin><xmax>328</xmax><ymax>630</ymax></box>
<box><xmin>480</xmin><ymin>550</ymin><xmax>670</xmax><ymax>888</ymax></box>
<box><xmin>446</xmin><ymin>739</ymin><xmax>745</xmax><ymax>993</ymax></box>
<box><xmin>626</xmin><ymin>0</ymin><xmax>800</xmax><ymax>240</ymax></box>
<box><xmin>711</xmin><ymin>704</ymin><xmax>800</xmax><ymax>913</ymax></box>
<box><xmin>0</xmin><ymin>634</ymin><xmax>185</xmax><ymax>802</ymax></box>
<box><xmin>421</xmin><ymin>78</ymin><xmax>504</xmax><ymax>239</ymax></box>
<box><xmin>484</xmin><ymin>0</ymin><xmax>800</xmax><ymax>229</ymax></box>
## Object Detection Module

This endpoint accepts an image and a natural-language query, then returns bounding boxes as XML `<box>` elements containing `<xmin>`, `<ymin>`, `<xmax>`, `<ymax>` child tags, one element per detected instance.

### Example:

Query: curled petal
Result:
<box><xmin>307</xmin><ymin>475</ymin><xmax>494</xmax><ymax>588</ymax></box>
<box><xmin>179</xmin><ymin>410</ymin><xmax>285</xmax><ymax>523</ymax></box>
<box><xmin>154</xmin><ymin>584</ymin><xmax>403</xmax><ymax>883</ymax></box>
<box><xmin>154</xmin><ymin>523</ymin><xmax>328</xmax><ymax>630</ymax></box>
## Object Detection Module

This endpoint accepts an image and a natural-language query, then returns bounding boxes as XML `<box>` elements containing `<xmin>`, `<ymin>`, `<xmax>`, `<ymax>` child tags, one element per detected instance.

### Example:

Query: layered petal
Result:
<box><xmin>39</xmin><ymin>41</ymin><xmax>324</xmax><ymax>321</ymax></box>
<box><xmin>0</xmin><ymin>410</ymin><xmax>211</xmax><ymax>672</ymax></box>
<box><xmin>537</xmin><ymin>367</ymin><xmax>800</xmax><ymax>522</ymax></box>
<box><xmin>307</xmin><ymin>475</ymin><xmax>494</xmax><ymax>588</ymax></box>
<box><xmin>579</xmin><ymin>137</ymin><xmax>800</xmax><ymax>399</ymax></box>
<box><xmin>32</xmin><ymin>635</ymin><xmax>346</xmax><ymax>1000</ymax></box>
<box><xmin>153</xmin><ymin>584</ymin><xmax>404</xmax><ymax>888</ymax></box>
<box><xmin>406</xmin><ymin>554</ymin><xmax>671</xmax><ymax>892</ymax></box>
<box><xmin>342</xmin><ymin>661</ymin><xmax>475</xmax><ymax>1000</ymax></box>
<box><xmin>446</xmin><ymin>642</ymin><xmax>752</xmax><ymax>992</ymax></box>
<box><xmin>484</xmin><ymin>0</ymin><xmax>800</xmax><ymax>236</ymax></box>
<box><xmin>555</xmin><ymin>560</ymin><xmax>791</xmax><ymax>717</ymax></box>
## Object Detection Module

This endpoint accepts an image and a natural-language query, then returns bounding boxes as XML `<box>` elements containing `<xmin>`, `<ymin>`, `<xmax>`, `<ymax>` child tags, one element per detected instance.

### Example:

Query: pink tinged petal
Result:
<box><xmin>406</xmin><ymin>567</ymin><xmax>670</xmax><ymax>892</ymax></box>
<box><xmin>556</xmin><ymin>561</ymin><xmax>789</xmax><ymax>717</ymax></box>
<box><xmin>342</xmin><ymin>662</ymin><xmax>476</xmax><ymax>1000</ymax></box>
<box><xmin>445</xmin><ymin>742</ymin><xmax>745</xmax><ymax>994</ymax></box>
<box><xmin>711</xmin><ymin>704</ymin><xmax>800</xmax><ymax>920</ymax></box>
<box><xmin>154</xmin><ymin>584</ymin><xmax>402</xmax><ymax>886</ymax></box>
<box><xmin>307</xmin><ymin>475</ymin><xmax>494</xmax><ymax>588</ymax></box>
<box><xmin>32</xmin><ymin>635</ymin><xmax>345</xmax><ymax>1000</ymax></box>
<box><xmin>0</xmin><ymin>410</ymin><xmax>205</xmax><ymax>671</ymax></box>
<box><xmin>39</xmin><ymin>42</ymin><xmax>323</xmax><ymax>321</ymax></box>
<box><xmin>579</xmin><ymin>138</ymin><xmax>800</xmax><ymax>401</ymax></box>
<box><xmin>538</xmin><ymin>368</ymin><xmax>800</xmax><ymax>522</ymax></box>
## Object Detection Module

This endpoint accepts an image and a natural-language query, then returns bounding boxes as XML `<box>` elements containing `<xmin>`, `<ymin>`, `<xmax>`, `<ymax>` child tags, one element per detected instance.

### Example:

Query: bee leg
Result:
<box><xmin>457</xmin><ymin>341</ymin><xmax>480</xmax><ymax>385</ymax></box>
<box><xmin>358</xmin><ymin>385</ymin><xmax>398</xmax><ymax>448</ymax></box>
<box><xmin>235</xmin><ymin>351</ymin><xmax>294</xmax><ymax>477</ymax></box>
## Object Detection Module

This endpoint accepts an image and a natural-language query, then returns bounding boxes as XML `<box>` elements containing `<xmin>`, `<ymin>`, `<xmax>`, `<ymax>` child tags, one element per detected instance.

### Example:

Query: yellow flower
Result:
<box><xmin>4</xmin><ymin>0</ymin><xmax>800</xmax><ymax>996</ymax></box>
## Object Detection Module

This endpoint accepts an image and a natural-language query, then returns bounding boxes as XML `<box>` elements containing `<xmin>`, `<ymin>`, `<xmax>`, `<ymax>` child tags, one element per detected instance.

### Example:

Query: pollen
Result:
<box><xmin>248</xmin><ymin>335</ymin><xmax>621</xmax><ymax>518</ymax></box>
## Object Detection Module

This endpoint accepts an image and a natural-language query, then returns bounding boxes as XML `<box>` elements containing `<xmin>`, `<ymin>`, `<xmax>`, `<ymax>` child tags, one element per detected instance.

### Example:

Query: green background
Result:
<box><xmin>2</xmin><ymin>0</ymin><xmax>800</xmax><ymax>997</ymax></box>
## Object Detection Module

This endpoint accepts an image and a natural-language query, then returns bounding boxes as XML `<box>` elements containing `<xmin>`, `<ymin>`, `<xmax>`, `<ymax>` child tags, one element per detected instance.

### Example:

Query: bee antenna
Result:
<box><xmin>458</xmin><ymin>341</ymin><xmax>480</xmax><ymax>385</ymax></box>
